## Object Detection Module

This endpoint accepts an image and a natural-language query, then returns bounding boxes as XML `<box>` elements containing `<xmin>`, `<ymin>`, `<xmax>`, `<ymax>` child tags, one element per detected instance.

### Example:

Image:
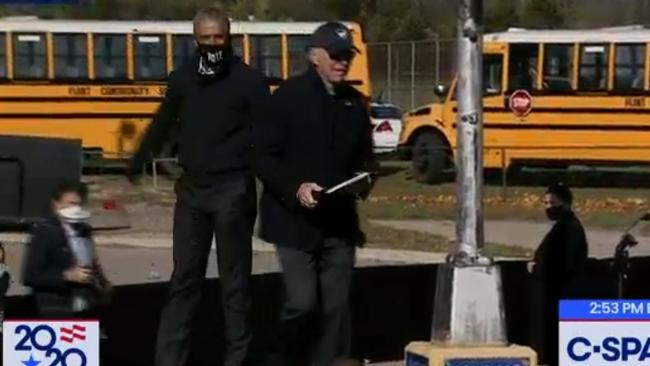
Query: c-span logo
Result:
<box><xmin>3</xmin><ymin>320</ymin><xmax>99</xmax><ymax>366</ymax></box>
<box><xmin>560</xmin><ymin>300</ymin><xmax>650</xmax><ymax>365</ymax></box>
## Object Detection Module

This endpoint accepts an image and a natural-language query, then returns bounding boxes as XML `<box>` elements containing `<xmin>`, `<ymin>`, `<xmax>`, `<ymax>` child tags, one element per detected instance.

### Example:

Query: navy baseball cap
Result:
<box><xmin>310</xmin><ymin>21</ymin><xmax>360</xmax><ymax>57</ymax></box>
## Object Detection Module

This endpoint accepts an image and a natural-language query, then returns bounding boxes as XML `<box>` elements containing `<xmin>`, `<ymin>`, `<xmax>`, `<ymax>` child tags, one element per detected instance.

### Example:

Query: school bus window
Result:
<box><xmin>484</xmin><ymin>54</ymin><xmax>503</xmax><ymax>94</ymax></box>
<box><xmin>249</xmin><ymin>35</ymin><xmax>282</xmax><ymax>79</ymax></box>
<box><xmin>579</xmin><ymin>44</ymin><xmax>608</xmax><ymax>91</ymax></box>
<box><xmin>13</xmin><ymin>33</ymin><xmax>47</xmax><ymax>79</ymax></box>
<box><xmin>0</xmin><ymin>34</ymin><xmax>5</xmax><ymax>79</ymax></box>
<box><xmin>53</xmin><ymin>34</ymin><xmax>87</xmax><ymax>79</ymax></box>
<box><xmin>231</xmin><ymin>35</ymin><xmax>243</xmax><ymax>58</ymax></box>
<box><xmin>172</xmin><ymin>35</ymin><xmax>193</xmax><ymax>70</ymax></box>
<box><xmin>615</xmin><ymin>44</ymin><xmax>645</xmax><ymax>90</ymax></box>
<box><xmin>543</xmin><ymin>44</ymin><xmax>573</xmax><ymax>91</ymax></box>
<box><xmin>94</xmin><ymin>34</ymin><xmax>127</xmax><ymax>80</ymax></box>
<box><xmin>288</xmin><ymin>35</ymin><xmax>310</xmax><ymax>76</ymax></box>
<box><xmin>134</xmin><ymin>35</ymin><xmax>167</xmax><ymax>80</ymax></box>
<box><xmin>508</xmin><ymin>43</ymin><xmax>538</xmax><ymax>91</ymax></box>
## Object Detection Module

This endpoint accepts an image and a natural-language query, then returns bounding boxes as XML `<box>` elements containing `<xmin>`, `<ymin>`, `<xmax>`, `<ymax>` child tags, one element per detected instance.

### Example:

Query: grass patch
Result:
<box><xmin>362</xmin><ymin>220</ymin><xmax>531</xmax><ymax>258</ymax></box>
<box><xmin>361</xmin><ymin>169</ymin><xmax>650</xmax><ymax>230</ymax></box>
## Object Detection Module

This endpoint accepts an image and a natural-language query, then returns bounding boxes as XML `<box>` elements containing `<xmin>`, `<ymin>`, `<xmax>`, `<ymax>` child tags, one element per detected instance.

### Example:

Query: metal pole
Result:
<box><xmin>410</xmin><ymin>41</ymin><xmax>416</xmax><ymax>110</ymax></box>
<box><xmin>501</xmin><ymin>148</ymin><xmax>507</xmax><ymax>201</ymax></box>
<box><xmin>429</xmin><ymin>2</ymin><xmax>506</xmax><ymax>347</ymax></box>
<box><xmin>387</xmin><ymin>43</ymin><xmax>392</xmax><ymax>102</ymax></box>
<box><xmin>435</xmin><ymin>34</ymin><xmax>441</xmax><ymax>86</ymax></box>
<box><xmin>452</xmin><ymin>0</ymin><xmax>489</xmax><ymax>266</ymax></box>
<box><xmin>152</xmin><ymin>160</ymin><xmax>158</xmax><ymax>190</ymax></box>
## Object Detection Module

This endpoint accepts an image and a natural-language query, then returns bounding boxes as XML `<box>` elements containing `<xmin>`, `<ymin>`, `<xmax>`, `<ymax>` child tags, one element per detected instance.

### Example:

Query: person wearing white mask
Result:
<box><xmin>22</xmin><ymin>181</ymin><xmax>112</xmax><ymax>318</ymax></box>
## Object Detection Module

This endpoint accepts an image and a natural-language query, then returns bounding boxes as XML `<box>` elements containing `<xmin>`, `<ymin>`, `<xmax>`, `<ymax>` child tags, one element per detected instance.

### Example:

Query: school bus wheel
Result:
<box><xmin>411</xmin><ymin>131</ymin><xmax>449</xmax><ymax>184</ymax></box>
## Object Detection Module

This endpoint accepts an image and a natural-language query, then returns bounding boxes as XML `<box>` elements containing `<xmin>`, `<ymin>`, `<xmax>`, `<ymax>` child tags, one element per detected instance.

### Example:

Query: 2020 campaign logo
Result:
<box><xmin>3</xmin><ymin>320</ymin><xmax>99</xmax><ymax>366</ymax></box>
<box><xmin>560</xmin><ymin>300</ymin><xmax>650</xmax><ymax>365</ymax></box>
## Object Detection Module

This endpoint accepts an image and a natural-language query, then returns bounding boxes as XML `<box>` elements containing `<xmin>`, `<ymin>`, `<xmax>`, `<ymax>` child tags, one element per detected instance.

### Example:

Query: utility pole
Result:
<box><xmin>451</xmin><ymin>0</ymin><xmax>490</xmax><ymax>267</ymax></box>
<box><xmin>404</xmin><ymin>1</ymin><xmax>537</xmax><ymax>364</ymax></box>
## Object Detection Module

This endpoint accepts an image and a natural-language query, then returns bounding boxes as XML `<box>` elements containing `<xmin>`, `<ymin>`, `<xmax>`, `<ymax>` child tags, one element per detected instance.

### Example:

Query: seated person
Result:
<box><xmin>22</xmin><ymin>181</ymin><xmax>112</xmax><ymax>318</ymax></box>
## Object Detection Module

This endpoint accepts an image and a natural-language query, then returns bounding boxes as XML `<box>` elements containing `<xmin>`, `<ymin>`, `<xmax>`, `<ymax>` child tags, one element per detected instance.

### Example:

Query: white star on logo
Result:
<box><xmin>336</xmin><ymin>29</ymin><xmax>347</xmax><ymax>39</ymax></box>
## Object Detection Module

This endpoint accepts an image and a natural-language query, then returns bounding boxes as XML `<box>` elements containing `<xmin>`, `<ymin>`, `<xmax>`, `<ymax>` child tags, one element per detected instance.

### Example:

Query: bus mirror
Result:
<box><xmin>434</xmin><ymin>84</ymin><xmax>447</xmax><ymax>97</ymax></box>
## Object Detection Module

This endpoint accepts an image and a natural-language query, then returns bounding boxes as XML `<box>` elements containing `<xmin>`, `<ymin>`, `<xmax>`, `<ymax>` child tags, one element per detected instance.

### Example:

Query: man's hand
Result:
<box><xmin>296</xmin><ymin>183</ymin><xmax>323</xmax><ymax>209</ymax></box>
<box><xmin>64</xmin><ymin>266</ymin><xmax>94</xmax><ymax>284</ymax></box>
<box><xmin>527</xmin><ymin>261</ymin><xmax>536</xmax><ymax>274</ymax></box>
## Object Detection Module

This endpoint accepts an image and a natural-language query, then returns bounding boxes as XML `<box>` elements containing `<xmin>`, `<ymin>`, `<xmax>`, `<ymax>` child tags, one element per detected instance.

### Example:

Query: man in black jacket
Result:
<box><xmin>253</xmin><ymin>21</ymin><xmax>376</xmax><ymax>366</ymax></box>
<box><xmin>127</xmin><ymin>6</ymin><xmax>269</xmax><ymax>366</ymax></box>
<box><xmin>529</xmin><ymin>182</ymin><xmax>588</xmax><ymax>366</ymax></box>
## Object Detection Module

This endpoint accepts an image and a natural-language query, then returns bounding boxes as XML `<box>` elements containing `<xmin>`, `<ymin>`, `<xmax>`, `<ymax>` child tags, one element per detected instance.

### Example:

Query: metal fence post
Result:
<box><xmin>410</xmin><ymin>41</ymin><xmax>416</xmax><ymax>110</ymax></box>
<box><xmin>435</xmin><ymin>34</ymin><xmax>441</xmax><ymax>86</ymax></box>
<box><xmin>501</xmin><ymin>147</ymin><xmax>508</xmax><ymax>201</ymax></box>
<box><xmin>387</xmin><ymin>43</ymin><xmax>392</xmax><ymax>102</ymax></box>
<box><xmin>152</xmin><ymin>159</ymin><xmax>158</xmax><ymax>190</ymax></box>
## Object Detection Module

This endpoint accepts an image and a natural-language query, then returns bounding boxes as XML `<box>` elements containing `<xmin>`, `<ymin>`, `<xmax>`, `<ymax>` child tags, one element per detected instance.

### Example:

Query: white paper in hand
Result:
<box><xmin>325</xmin><ymin>172</ymin><xmax>371</xmax><ymax>195</ymax></box>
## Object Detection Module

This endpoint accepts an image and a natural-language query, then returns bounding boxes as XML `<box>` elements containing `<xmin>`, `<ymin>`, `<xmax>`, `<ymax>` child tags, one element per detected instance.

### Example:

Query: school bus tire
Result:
<box><xmin>411</xmin><ymin>131</ymin><xmax>448</xmax><ymax>184</ymax></box>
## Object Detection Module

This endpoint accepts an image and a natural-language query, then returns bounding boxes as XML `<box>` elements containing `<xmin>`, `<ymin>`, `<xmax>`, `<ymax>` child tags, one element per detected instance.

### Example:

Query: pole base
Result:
<box><xmin>431</xmin><ymin>263</ymin><xmax>507</xmax><ymax>345</ymax></box>
<box><xmin>404</xmin><ymin>341</ymin><xmax>537</xmax><ymax>366</ymax></box>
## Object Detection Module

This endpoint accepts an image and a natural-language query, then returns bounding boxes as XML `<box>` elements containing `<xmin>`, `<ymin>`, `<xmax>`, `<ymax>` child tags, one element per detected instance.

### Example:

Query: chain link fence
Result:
<box><xmin>367</xmin><ymin>38</ymin><xmax>457</xmax><ymax>111</ymax></box>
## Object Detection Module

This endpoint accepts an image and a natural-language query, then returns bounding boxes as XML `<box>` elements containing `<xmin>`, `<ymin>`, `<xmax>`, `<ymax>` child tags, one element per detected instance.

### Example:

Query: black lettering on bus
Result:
<box><xmin>157</xmin><ymin>86</ymin><xmax>167</xmax><ymax>96</ymax></box>
<box><xmin>68</xmin><ymin>87</ymin><xmax>90</xmax><ymax>96</ymax></box>
<box><xmin>625</xmin><ymin>97</ymin><xmax>645</xmax><ymax>108</ymax></box>
<box><xmin>100</xmin><ymin>87</ymin><xmax>150</xmax><ymax>96</ymax></box>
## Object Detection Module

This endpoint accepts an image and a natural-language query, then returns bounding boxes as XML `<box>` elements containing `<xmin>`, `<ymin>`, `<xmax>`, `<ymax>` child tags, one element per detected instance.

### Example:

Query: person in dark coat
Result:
<box><xmin>529</xmin><ymin>182</ymin><xmax>588</xmax><ymax>366</ymax></box>
<box><xmin>253</xmin><ymin>21</ymin><xmax>377</xmax><ymax>366</ymax></box>
<box><xmin>126</xmin><ymin>6</ymin><xmax>269</xmax><ymax>366</ymax></box>
<box><xmin>22</xmin><ymin>181</ymin><xmax>112</xmax><ymax>319</ymax></box>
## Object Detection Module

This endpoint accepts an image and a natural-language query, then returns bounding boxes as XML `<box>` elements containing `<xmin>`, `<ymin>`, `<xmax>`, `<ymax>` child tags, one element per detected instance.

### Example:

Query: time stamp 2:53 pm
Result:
<box><xmin>588</xmin><ymin>301</ymin><xmax>650</xmax><ymax>316</ymax></box>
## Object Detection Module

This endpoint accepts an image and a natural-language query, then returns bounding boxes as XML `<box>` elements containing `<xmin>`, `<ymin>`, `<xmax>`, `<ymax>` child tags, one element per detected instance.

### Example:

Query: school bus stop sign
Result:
<box><xmin>509</xmin><ymin>89</ymin><xmax>533</xmax><ymax>117</ymax></box>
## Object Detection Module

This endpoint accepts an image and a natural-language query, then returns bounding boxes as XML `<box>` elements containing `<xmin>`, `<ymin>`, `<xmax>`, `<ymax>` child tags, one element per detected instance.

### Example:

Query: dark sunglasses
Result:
<box><xmin>329</xmin><ymin>50</ymin><xmax>356</xmax><ymax>62</ymax></box>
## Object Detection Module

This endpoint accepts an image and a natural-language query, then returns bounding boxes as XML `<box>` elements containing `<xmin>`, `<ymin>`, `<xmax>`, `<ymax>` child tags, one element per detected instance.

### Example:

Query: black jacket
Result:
<box><xmin>533</xmin><ymin>210</ymin><xmax>589</xmax><ymax>292</ymax></box>
<box><xmin>129</xmin><ymin>55</ymin><xmax>269</xmax><ymax>182</ymax></box>
<box><xmin>22</xmin><ymin>217</ymin><xmax>95</xmax><ymax>293</ymax></box>
<box><xmin>253</xmin><ymin>67</ymin><xmax>376</xmax><ymax>249</ymax></box>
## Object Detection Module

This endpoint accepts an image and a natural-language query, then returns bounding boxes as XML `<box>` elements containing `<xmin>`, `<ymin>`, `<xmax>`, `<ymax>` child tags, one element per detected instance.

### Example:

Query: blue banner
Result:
<box><xmin>560</xmin><ymin>300</ymin><xmax>650</xmax><ymax>320</ymax></box>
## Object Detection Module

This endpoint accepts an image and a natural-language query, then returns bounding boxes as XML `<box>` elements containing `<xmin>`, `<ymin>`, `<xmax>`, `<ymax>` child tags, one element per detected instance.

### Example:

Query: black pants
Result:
<box><xmin>272</xmin><ymin>237</ymin><xmax>355</xmax><ymax>366</ymax></box>
<box><xmin>155</xmin><ymin>174</ymin><xmax>257</xmax><ymax>366</ymax></box>
<box><xmin>530</xmin><ymin>280</ymin><xmax>561</xmax><ymax>366</ymax></box>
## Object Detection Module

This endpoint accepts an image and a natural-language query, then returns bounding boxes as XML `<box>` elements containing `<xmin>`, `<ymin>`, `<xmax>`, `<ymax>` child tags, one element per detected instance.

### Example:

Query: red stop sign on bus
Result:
<box><xmin>509</xmin><ymin>89</ymin><xmax>533</xmax><ymax>117</ymax></box>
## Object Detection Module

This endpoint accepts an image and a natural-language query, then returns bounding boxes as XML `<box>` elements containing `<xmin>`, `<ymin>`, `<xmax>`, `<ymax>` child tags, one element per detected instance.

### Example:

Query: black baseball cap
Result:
<box><xmin>546</xmin><ymin>182</ymin><xmax>573</xmax><ymax>205</ymax></box>
<box><xmin>310</xmin><ymin>21</ymin><xmax>360</xmax><ymax>57</ymax></box>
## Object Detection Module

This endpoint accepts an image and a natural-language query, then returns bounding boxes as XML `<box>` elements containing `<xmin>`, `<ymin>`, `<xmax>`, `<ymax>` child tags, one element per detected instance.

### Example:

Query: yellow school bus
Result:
<box><xmin>0</xmin><ymin>17</ymin><xmax>370</xmax><ymax>164</ymax></box>
<box><xmin>400</xmin><ymin>26</ymin><xmax>650</xmax><ymax>183</ymax></box>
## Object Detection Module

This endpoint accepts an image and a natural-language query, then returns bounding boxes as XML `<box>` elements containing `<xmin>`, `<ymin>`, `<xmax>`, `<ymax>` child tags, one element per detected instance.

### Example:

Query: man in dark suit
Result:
<box><xmin>253</xmin><ymin>21</ymin><xmax>376</xmax><ymax>366</ymax></box>
<box><xmin>529</xmin><ymin>182</ymin><xmax>588</xmax><ymax>366</ymax></box>
<box><xmin>127</xmin><ymin>6</ymin><xmax>268</xmax><ymax>366</ymax></box>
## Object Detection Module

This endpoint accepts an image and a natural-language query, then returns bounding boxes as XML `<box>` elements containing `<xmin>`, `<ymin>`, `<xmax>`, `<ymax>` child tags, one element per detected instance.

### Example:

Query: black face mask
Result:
<box><xmin>197</xmin><ymin>43</ymin><xmax>233</xmax><ymax>78</ymax></box>
<box><xmin>545</xmin><ymin>206</ymin><xmax>566</xmax><ymax>221</ymax></box>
